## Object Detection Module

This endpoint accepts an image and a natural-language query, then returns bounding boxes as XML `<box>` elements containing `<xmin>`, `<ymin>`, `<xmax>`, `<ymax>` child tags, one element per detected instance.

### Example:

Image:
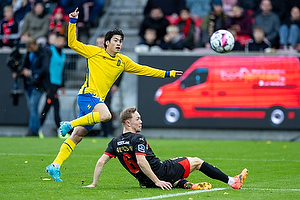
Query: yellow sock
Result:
<box><xmin>53</xmin><ymin>138</ymin><xmax>76</xmax><ymax>166</ymax></box>
<box><xmin>70</xmin><ymin>112</ymin><xmax>100</xmax><ymax>128</ymax></box>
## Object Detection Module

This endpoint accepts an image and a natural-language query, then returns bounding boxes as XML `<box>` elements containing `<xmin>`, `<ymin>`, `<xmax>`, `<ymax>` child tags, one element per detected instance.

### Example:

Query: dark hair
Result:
<box><xmin>180</xmin><ymin>7</ymin><xmax>190</xmax><ymax>13</ymax></box>
<box><xmin>104</xmin><ymin>28</ymin><xmax>124</xmax><ymax>48</ymax></box>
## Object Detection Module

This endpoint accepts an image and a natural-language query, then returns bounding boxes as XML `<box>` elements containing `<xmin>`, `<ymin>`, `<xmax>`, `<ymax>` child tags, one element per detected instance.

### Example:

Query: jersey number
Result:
<box><xmin>123</xmin><ymin>153</ymin><xmax>139</xmax><ymax>173</ymax></box>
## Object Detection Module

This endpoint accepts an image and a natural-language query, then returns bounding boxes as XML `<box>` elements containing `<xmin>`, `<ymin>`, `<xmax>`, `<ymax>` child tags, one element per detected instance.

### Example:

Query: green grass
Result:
<box><xmin>0</xmin><ymin>137</ymin><xmax>299</xmax><ymax>200</ymax></box>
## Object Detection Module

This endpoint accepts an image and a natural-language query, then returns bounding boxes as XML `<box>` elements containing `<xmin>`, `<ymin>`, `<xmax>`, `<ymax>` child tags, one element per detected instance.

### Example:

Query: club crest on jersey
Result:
<box><xmin>117</xmin><ymin>59</ymin><xmax>121</xmax><ymax>66</ymax></box>
<box><xmin>138</xmin><ymin>144</ymin><xmax>145</xmax><ymax>153</ymax></box>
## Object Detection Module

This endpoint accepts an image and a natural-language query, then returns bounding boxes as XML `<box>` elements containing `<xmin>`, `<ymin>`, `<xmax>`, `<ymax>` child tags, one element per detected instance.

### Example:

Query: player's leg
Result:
<box><xmin>40</xmin><ymin>94</ymin><xmax>52</xmax><ymax>127</ymax></box>
<box><xmin>46</xmin><ymin>126</ymin><xmax>89</xmax><ymax>181</ymax></box>
<box><xmin>60</xmin><ymin>93</ymin><xmax>111</xmax><ymax>136</ymax></box>
<box><xmin>187</xmin><ymin>157</ymin><xmax>248</xmax><ymax>189</ymax></box>
<box><xmin>40</xmin><ymin>85</ymin><xmax>57</xmax><ymax>127</ymax></box>
<box><xmin>172</xmin><ymin>157</ymin><xmax>211</xmax><ymax>190</ymax></box>
<box><xmin>52</xmin><ymin>86</ymin><xmax>61</xmax><ymax>129</ymax></box>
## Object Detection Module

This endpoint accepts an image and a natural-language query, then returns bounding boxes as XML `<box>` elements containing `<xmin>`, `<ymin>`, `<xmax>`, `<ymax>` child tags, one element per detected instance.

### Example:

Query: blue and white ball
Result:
<box><xmin>210</xmin><ymin>30</ymin><xmax>235</xmax><ymax>53</ymax></box>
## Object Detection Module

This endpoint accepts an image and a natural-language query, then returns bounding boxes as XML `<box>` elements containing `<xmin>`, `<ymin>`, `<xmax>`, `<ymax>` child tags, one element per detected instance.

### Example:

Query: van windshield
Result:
<box><xmin>181</xmin><ymin>68</ymin><xmax>208</xmax><ymax>89</ymax></box>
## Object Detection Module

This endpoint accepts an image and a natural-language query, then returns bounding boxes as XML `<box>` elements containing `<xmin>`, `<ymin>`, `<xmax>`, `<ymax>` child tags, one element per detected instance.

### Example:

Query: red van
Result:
<box><xmin>154</xmin><ymin>56</ymin><xmax>300</xmax><ymax>127</ymax></box>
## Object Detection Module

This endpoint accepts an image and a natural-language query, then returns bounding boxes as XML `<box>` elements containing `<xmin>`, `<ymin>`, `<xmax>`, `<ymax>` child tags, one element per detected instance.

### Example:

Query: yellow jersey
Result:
<box><xmin>68</xmin><ymin>22</ymin><xmax>168</xmax><ymax>101</ymax></box>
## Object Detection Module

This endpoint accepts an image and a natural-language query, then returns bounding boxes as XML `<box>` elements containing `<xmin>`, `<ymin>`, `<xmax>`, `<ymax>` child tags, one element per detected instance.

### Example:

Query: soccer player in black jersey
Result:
<box><xmin>84</xmin><ymin>107</ymin><xmax>248</xmax><ymax>190</ymax></box>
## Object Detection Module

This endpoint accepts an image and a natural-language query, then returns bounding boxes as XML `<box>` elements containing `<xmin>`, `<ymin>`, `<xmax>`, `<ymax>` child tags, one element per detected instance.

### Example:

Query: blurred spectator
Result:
<box><xmin>139</xmin><ymin>7</ymin><xmax>169</xmax><ymax>45</ymax></box>
<box><xmin>0</xmin><ymin>0</ymin><xmax>11</xmax><ymax>20</ymax></box>
<box><xmin>222</xmin><ymin>0</ymin><xmax>238</xmax><ymax>16</ymax></box>
<box><xmin>270</xmin><ymin>0</ymin><xmax>288</xmax><ymax>23</ymax></box>
<box><xmin>228</xmin><ymin>28</ymin><xmax>243</xmax><ymax>51</ymax></box>
<box><xmin>198</xmin><ymin>0</ymin><xmax>228</xmax><ymax>48</ymax></box>
<box><xmin>162</xmin><ymin>25</ymin><xmax>184</xmax><ymax>50</ymax></box>
<box><xmin>237</xmin><ymin>0</ymin><xmax>260</xmax><ymax>14</ymax></box>
<box><xmin>226</xmin><ymin>4</ymin><xmax>252</xmax><ymax>46</ymax></box>
<box><xmin>40</xmin><ymin>34</ymin><xmax>66</xmax><ymax>137</ymax></box>
<box><xmin>185</xmin><ymin>0</ymin><xmax>211</xmax><ymax>19</ymax></box>
<box><xmin>279</xmin><ymin>6</ymin><xmax>300</xmax><ymax>50</ymax></box>
<box><xmin>87</xmin><ymin>0</ymin><xmax>105</xmax><ymax>27</ymax></box>
<box><xmin>96</xmin><ymin>35</ymin><xmax>104</xmax><ymax>48</ymax></box>
<box><xmin>175</xmin><ymin>7</ymin><xmax>195</xmax><ymax>49</ymax></box>
<box><xmin>143</xmin><ymin>0</ymin><xmax>186</xmax><ymax>25</ymax></box>
<box><xmin>12</xmin><ymin>0</ymin><xmax>34</xmax><ymax>22</ymax></box>
<box><xmin>143</xmin><ymin>0</ymin><xmax>185</xmax><ymax>16</ymax></box>
<box><xmin>58</xmin><ymin>0</ymin><xmax>85</xmax><ymax>27</ymax></box>
<box><xmin>135</xmin><ymin>28</ymin><xmax>162</xmax><ymax>52</ymax></box>
<box><xmin>21</xmin><ymin>1</ymin><xmax>50</xmax><ymax>46</ymax></box>
<box><xmin>253</xmin><ymin>0</ymin><xmax>280</xmax><ymax>48</ymax></box>
<box><xmin>19</xmin><ymin>37</ymin><xmax>50</xmax><ymax>136</ymax></box>
<box><xmin>245</xmin><ymin>27</ymin><xmax>270</xmax><ymax>52</ymax></box>
<box><xmin>47</xmin><ymin>32</ymin><xmax>56</xmax><ymax>46</ymax></box>
<box><xmin>0</xmin><ymin>5</ymin><xmax>21</xmax><ymax>48</ymax></box>
<box><xmin>49</xmin><ymin>6</ymin><xmax>68</xmax><ymax>38</ymax></box>
<box><xmin>43</xmin><ymin>0</ymin><xmax>56</xmax><ymax>15</ymax></box>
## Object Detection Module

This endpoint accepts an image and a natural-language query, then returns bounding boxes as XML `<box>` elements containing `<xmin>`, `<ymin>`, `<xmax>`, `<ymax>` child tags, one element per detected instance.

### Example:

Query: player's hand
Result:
<box><xmin>155</xmin><ymin>180</ymin><xmax>173</xmax><ymax>190</ymax></box>
<box><xmin>69</xmin><ymin>7</ymin><xmax>79</xmax><ymax>19</ymax></box>
<box><xmin>175</xmin><ymin>71</ymin><xmax>183</xmax><ymax>76</ymax></box>
<box><xmin>83</xmin><ymin>184</ymin><xmax>96</xmax><ymax>188</ymax></box>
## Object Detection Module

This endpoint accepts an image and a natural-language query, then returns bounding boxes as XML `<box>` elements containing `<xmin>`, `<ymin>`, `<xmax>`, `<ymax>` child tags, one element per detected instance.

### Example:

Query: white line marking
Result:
<box><xmin>125</xmin><ymin>188</ymin><xmax>300</xmax><ymax>200</ymax></box>
<box><xmin>244</xmin><ymin>188</ymin><xmax>300</xmax><ymax>192</ymax></box>
<box><xmin>124</xmin><ymin>188</ymin><xmax>226</xmax><ymax>200</ymax></box>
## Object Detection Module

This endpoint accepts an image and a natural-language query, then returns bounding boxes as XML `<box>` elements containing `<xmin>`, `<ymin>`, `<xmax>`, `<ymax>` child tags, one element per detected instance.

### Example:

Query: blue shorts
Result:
<box><xmin>77</xmin><ymin>93</ymin><xmax>103</xmax><ymax>132</ymax></box>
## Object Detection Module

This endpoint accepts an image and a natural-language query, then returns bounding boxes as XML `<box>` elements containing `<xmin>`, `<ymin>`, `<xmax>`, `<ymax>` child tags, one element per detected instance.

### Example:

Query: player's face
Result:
<box><xmin>106</xmin><ymin>35</ymin><xmax>123</xmax><ymax>55</ymax></box>
<box><xmin>128</xmin><ymin>111</ymin><xmax>142</xmax><ymax>133</ymax></box>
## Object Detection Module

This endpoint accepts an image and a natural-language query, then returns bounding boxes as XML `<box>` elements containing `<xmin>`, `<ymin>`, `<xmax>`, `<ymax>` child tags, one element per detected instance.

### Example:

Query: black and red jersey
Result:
<box><xmin>104</xmin><ymin>132</ymin><xmax>163</xmax><ymax>182</ymax></box>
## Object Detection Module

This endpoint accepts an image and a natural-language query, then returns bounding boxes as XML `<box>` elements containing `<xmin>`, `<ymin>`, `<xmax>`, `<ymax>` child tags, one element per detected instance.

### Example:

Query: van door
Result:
<box><xmin>179</xmin><ymin>67</ymin><xmax>213</xmax><ymax>118</ymax></box>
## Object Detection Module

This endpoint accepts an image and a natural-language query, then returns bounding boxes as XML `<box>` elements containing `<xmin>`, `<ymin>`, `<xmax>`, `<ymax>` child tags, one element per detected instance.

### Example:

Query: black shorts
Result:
<box><xmin>139</xmin><ymin>157</ymin><xmax>190</xmax><ymax>188</ymax></box>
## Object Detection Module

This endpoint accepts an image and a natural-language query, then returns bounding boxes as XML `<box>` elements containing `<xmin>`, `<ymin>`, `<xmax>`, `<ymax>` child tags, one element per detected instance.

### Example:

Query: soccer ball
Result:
<box><xmin>210</xmin><ymin>30</ymin><xmax>235</xmax><ymax>53</ymax></box>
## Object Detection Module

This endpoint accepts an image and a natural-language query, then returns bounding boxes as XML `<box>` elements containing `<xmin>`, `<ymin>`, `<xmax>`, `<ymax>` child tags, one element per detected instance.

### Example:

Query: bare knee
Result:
<box><xmin>101</xmin><ymin>112</ymin><xmax>112</xmax><ymax>122</ymax></box>
<box><xmin>188</xmin><ymin>157</ymin><xmax>204</xmax><ymax>172</ymax></box>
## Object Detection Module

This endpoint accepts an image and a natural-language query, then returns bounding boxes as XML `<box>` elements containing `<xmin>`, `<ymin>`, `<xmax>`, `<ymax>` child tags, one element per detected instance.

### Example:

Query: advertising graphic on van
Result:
<box><xmin>152</xmin><ymin>56</ymin><xmax>300</xmax><ymax>129</ymax></box>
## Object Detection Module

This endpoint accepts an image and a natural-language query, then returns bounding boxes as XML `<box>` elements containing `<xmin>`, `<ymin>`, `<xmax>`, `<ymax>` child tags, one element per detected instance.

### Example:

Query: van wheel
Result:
<box><xmin>267</xmin><ymin>107</ymin><xmax>286</xmax><ymax>126</ymax></box>
<box><xmin>164</xmin><ymin>105</ymin><xmax>182</xmax><ymax>124</ymax></box>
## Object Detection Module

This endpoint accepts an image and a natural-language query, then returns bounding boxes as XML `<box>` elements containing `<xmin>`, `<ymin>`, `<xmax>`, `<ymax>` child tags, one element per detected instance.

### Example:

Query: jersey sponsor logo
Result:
<box><xmin>117</xmin><ymin>140</ymin><xmax>130</xmax><ymax>145</ymax></box>
<box><xmin>87</xmin><ymin>104</ymin><xmax>91</xmax><ymax>110</ymax></box>
<box><xmin>116</xmin><ymin>145</ymin><xmax>133</xmax><ymax>153</ymax></box>
<box><xmin>117</xmin><ymin>59</ymin><xmax>121</xmax><ymax>66</ymax></box>
<box><xmin>137</xmin><ymin>144</ymin><xmax>145</xmax><ymax>153</ymax></box>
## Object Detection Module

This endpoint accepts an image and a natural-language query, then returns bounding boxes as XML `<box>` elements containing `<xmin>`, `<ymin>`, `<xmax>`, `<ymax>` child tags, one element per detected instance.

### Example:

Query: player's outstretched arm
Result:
<box><xmin>84</xmin><ymin>154</ymin><xmax>111</xmax><ymax>188</ymax></box>
<box><xmin>68</xmin><ymin>7</ymin><xmax>99</xmax><ymax>58</ymax></box>
<box><xmin>136</xmin><ymin>155</ymin><xmax>173</xmax><ymax>190</ymax></box>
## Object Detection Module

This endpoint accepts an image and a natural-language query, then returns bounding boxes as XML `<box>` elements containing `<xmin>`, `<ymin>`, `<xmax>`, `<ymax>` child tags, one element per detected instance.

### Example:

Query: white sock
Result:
<box><xmin>228</xmin><ymin>177</ymin><xmax>235</xmax><ymax>185</ymax></box>
<box><xmin>52</xmin><ymin>163</ymin><xmax>61</xmax><ymax>168</ymax></box>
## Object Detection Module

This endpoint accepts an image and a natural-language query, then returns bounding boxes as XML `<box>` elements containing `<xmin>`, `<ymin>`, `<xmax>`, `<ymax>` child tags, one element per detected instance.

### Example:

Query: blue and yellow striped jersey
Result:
<box><xmin>68</xmin><ymin>22</ymin><xmax>168</xmax><ymax>101</ymax></box>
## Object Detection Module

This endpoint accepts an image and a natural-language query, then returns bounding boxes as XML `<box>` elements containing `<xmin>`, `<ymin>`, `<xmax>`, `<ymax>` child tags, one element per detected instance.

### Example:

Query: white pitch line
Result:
<box><xmin>244</xmin><ymin>188</ymin><xmax>300</xmax><ymax>192</ymax></box>
<box><xmin>125</xmin><ymin>187</ymin><xmax>300</xmax><ymax>200</ymax></box>
<box><xmin>124</xmin><ymin>188</ymin><xmax>226</xmax><ymax>200</ymax></box>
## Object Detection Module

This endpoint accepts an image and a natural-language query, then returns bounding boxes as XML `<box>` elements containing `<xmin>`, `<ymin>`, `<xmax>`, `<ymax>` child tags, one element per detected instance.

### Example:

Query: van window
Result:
<box><xmin>180</xmin><ymin>68</ymin><xmax>208</xmax><ymax>89</ymax></box>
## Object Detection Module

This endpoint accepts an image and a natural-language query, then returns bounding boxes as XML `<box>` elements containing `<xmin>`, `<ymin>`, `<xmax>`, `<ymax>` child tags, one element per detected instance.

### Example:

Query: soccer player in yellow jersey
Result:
<box><xmin>46</xmin><ymin>8</ymin><xmax>183</xmax><ymax>182</ymax></box>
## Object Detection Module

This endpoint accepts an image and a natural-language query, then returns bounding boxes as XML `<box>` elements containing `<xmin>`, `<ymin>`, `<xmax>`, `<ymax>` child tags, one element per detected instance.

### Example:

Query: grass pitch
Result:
<box><xmin>0</xmin><ymin>136</ymin><xmax>299</xmax><ymax>200</ymax></box>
